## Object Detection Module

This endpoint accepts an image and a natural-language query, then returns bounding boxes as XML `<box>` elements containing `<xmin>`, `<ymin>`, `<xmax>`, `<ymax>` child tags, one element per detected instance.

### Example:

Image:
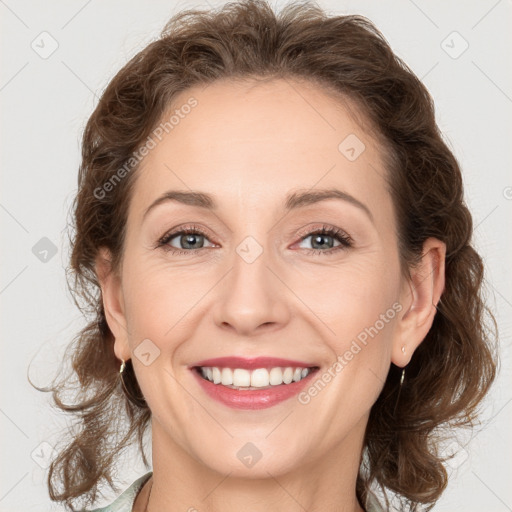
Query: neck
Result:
<box><xmin>145</xmin><ymin>416</ymin><xmax>367</xmax><ymax>512</ymax></box>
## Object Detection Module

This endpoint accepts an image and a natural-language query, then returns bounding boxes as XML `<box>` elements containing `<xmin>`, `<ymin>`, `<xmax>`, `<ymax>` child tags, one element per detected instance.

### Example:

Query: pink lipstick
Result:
<box><xmin>189</xmin><ymin>356</ymin><xmax>319</xmax><ymax>410</ymax></box>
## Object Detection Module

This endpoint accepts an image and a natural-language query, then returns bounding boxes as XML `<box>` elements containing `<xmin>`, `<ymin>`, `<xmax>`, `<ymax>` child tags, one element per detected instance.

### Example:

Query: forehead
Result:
<box><xmin>129</xmin><ymin>78</ymin><xmax>391</xmax><ymax>224</ymax></box>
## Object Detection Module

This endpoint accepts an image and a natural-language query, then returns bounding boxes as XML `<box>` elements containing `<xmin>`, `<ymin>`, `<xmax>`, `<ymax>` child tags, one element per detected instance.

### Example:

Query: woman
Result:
<box><xmin>38</xmin><ymin>1</ymin><xmax>497</xmax><ymax>510</ymax></box>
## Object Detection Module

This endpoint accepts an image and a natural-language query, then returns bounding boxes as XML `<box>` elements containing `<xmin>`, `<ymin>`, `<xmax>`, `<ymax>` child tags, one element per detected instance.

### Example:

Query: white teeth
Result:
<box><xmin>269</xmin><ymin>367</ymin><xmax>283</xmax><ymax>385</ymax></box>
<box><xmin>221</xmin><ymin>367</ymin><xmax>233</xmax><ymax>385</ymax></box>
<box><xmin>198</xmin><ymin>366</ymin><xmax>314</xmax><ymax>388</ymax></box>
<box><xmin>251</xmin><ymin>368</ymin><xmax>269</xmax><ymax>387</ymax></box>
<box><xmin>282</xmin><ymin>367</ymin><xmax>293</xmax><ymax>384</ymax></box>
<box><xmin>212</xmin><ymin>367</ymin><xmax>222</xmax><ymax>384</ymax></box>
<box><xmin>233</xmin><ymin>369</ymin><xmax>251</xmax><ymax>387</ymax></box>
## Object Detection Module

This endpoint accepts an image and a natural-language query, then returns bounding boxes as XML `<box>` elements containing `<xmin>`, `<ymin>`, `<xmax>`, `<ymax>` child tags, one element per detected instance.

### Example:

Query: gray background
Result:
<box><xmin>1</xmin><ymin>0</ymin><xmax>511</xmax><ymax>510</ymax></box>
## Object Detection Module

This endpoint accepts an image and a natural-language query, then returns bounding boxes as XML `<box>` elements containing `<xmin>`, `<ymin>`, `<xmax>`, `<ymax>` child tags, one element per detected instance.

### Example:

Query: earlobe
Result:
<box><xmin>392</xmin><ymin>238</ymin><xmax>446</xmax><ymax>367</ymax></box>
<box><xmin>95</xmin><ymin>247</ymin><xmax>131</xmax><ymax>362</ymax></box>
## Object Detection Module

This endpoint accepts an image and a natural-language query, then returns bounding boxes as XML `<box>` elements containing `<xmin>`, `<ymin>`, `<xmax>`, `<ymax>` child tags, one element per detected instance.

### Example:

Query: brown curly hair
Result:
<box><xmin>32</xmin><ymin>1</ymin><xmax>497</xmax><ymax>510</ymax></box>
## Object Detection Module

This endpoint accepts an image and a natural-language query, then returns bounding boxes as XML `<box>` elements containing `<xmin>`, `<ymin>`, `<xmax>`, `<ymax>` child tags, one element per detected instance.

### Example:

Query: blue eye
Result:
<box><xmin>297</xmin><ymin>226</ymin><xmax>353</xmax><ymax>254</ymax></box>
<box><xmin>156</xmin><ymin>224</ymin><xmax>353</xmax><ymax>256</ymax></box>
<box><xmin>157</xmin><ymin>226</ymin><xmax>214</xmax><ymax>255</ymax></box>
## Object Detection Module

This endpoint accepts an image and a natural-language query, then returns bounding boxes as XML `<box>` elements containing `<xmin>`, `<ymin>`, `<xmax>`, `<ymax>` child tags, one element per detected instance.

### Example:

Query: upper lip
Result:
<box><xmin>190</xmin><ymin>356</ymin><xmax>319</xmax><ymax>370</ymax></box>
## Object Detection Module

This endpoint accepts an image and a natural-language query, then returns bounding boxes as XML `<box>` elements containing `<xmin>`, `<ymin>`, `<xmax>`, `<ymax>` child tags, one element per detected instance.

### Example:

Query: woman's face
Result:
<box><xmin>103</xmin><ymin>78</ymin><xmax>414</xmax><ymax>479</ymax></box>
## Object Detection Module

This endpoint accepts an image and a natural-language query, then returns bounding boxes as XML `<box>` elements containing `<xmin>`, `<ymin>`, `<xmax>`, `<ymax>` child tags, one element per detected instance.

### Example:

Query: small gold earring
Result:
<box><xmin>394</xmin><ymin>365</ymin><xmax>406</xmax><ymax>414</ymax></box>
<box><xmin>118</xmin><ymin>358</ymin><xmax>147</xmax><ymax>407</ymax></box>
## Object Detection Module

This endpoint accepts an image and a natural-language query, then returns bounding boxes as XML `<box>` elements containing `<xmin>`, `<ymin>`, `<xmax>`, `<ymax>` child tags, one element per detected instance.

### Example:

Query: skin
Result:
<box><xmin>96</xmin><ymin>78</ymin><xmax>445</xmax><ymax>512</ymax></box>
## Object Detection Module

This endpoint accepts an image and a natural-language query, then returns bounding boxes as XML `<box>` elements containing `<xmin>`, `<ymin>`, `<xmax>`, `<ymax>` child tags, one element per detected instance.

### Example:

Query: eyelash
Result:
<box><xmin>156</xmin><ymin>224</ymin><xmax>353</xmax><ymax>256</ymax></box>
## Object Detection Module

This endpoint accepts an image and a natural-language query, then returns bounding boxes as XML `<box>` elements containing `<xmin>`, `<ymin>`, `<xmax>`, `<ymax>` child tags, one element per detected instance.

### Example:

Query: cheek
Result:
<box><xmin>121</xmin><ymin>259</ymin><xmax>187</xmax><ymax>335</ymax></box>
<box><xmin>298</xmin><ymin>268</ymin><xmax>399</xmax><ymax>420</ymax></box>
<box><xmin>121</xmin><ymin>257</ymin><xmax>221</xmax><ymax>350</ymax></box>
<box><xmin>291</xmin><ymin>260</ymin><xmax>400</xmax><ymax>339</ymax></box>
<box><xmin>289</xmin><ymin>259</ymin><xmax>400</xmax><ymax>401</ymax></box>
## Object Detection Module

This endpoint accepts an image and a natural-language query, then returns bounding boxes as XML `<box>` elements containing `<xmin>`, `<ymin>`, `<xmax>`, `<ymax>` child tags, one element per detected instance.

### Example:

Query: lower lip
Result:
<box><xmin>191</xmin><ymin>368</ymin><xmax>318</xmax><ymax>410</ymax></box>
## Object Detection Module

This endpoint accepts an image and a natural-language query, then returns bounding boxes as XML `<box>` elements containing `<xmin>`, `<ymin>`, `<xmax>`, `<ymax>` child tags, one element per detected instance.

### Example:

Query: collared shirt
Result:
<box><xmin>85</xmin><ymin>472</ymin><xmax>152</xmax><ymax>512</ymax></box>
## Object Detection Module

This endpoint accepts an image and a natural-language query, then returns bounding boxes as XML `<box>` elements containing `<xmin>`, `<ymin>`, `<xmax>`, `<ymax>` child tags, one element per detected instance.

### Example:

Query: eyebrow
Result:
<box><xmin>142</xmin><ymin>188</ymin><xmax>374</xmax><ymax>223</ymax></box>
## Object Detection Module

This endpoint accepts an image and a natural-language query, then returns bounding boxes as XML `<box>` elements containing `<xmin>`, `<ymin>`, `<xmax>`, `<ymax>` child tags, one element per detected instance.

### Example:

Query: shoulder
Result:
<box><xmin>82</xmin><ymin>472</ymin><xmax>153</xmax><ymax>512</ymax></box>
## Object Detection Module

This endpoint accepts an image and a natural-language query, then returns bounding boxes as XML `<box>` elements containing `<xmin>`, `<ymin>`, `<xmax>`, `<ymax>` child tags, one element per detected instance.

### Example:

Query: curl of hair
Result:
<box><xmin>32</xmin><ymin>1</ymin><xmax>497</xmax><ymax>510</ymax></box>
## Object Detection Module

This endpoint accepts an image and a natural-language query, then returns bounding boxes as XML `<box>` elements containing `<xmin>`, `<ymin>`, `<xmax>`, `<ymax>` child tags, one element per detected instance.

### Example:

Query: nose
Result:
<box><xmin>213</xmin><ymin>243</ymin><xmax>291</xmax><ymax>337</ymax></box>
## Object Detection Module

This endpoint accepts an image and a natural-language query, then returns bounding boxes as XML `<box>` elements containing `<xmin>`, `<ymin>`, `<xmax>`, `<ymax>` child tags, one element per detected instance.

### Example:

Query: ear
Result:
<box><xmin>392</xmin><ymin>237</ymin><xmax>446</xmax><ymax>367</ymax></box>
<box><xmin>95</xmin><ymin>247</ymin><xmax>131</xmax><ymax>362</ymax></box>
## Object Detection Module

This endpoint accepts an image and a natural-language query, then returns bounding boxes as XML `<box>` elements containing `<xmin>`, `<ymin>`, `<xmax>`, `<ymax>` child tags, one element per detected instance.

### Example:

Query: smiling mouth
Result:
<box><xmin>193</xmin><ymin>365</ymin><xmax>320</xmax><ymax>390</ymax></box>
